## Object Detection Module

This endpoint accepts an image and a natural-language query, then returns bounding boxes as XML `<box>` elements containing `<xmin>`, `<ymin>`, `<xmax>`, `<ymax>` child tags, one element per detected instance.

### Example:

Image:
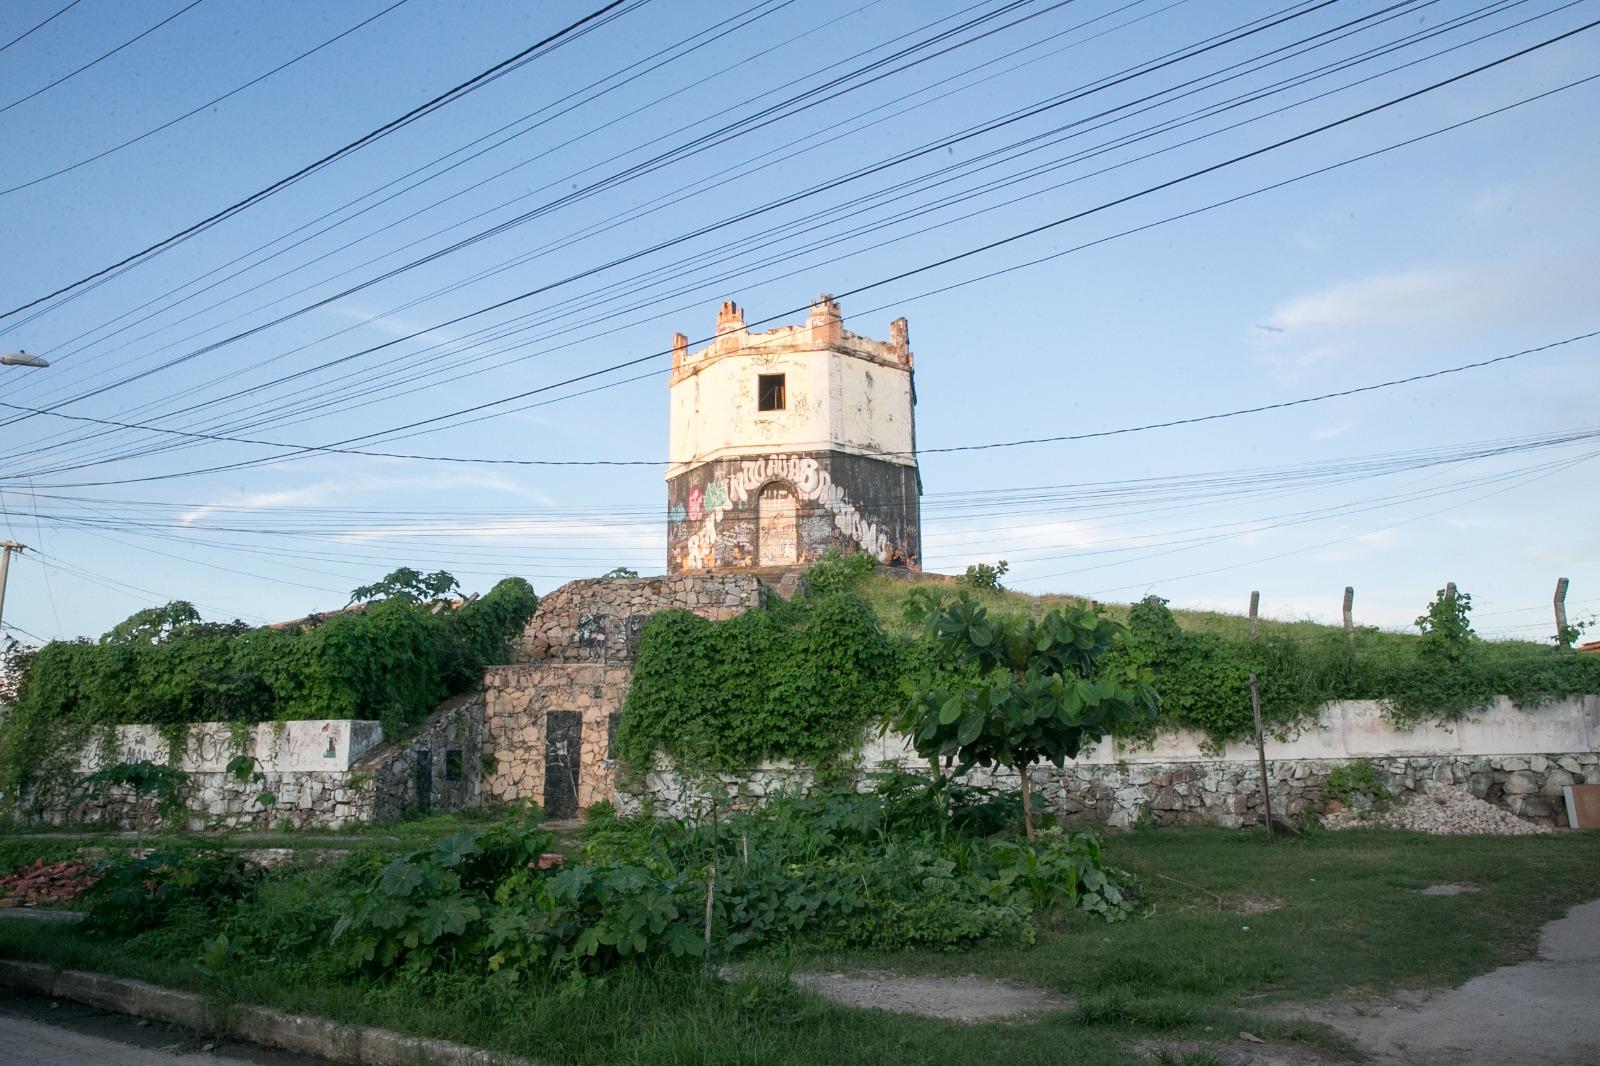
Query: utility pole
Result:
<box><xmin>0</xmin><ymin>541</ymin><xmax>26</xmax><ymax>640</ymax></box>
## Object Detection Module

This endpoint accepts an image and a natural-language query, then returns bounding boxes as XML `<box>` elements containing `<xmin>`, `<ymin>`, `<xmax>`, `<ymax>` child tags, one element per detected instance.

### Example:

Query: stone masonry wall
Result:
<box><xmin>482</xmin><ymin>664</ymin><xmax>631</xmax><ymax>815</ymax></box>
<box><xmin>617</xmin><ymin>700</ymin><xmax>1599</xmax><ymax>829</ymax></box>
<box><xmin>356</xmin><ymin>690</ymin><xmax>486</xmax><ymax>821</ymax></box>
<box><xmin>1032</xmin><ymin>751</ymin><xmax>1600</xmax><ymax>829</ymax></box>
<box><xmin>486</xmin><ymin>574</ymin><xmax>766</xmax><ymax>817</ymax></box>
<box><xmin>516</xmin><ymin>574</ymin><xmax>764</xmax><ymax>663</ymax></box>
<box><xmin>619</xmin><ymin>752</ymin><xmax>1600</xmax><ymax>830</ymax></box>
<box><xmin>20</xmin><ymin>719</ymin><xmax>387</xmax><ymax>831</ymax></box>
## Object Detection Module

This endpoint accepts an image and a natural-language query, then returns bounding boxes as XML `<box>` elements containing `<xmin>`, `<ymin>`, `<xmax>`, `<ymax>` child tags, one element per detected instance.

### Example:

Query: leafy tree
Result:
<box><xmin>348</xmin><ymin>567</ymin><xmax>461</xmax><ymax>606</ymax></box>
<box><xmin>1415</xmin><ymin>585</ymin><xmax>1476</xmax><ymax>664</ymax></box>
<box><xmin>905</xmin><ymin>591</ymin><xmax>1158</xmax><ymax>838</ymax></box>
<box><xmin>100</xmin><ymin>602</ymin><xmax>249</xmax><ymax>646</ymax></box>
<box><xmin>601</xmin><ymin>567</ymin><xmax>640</xmax><ymax>579</ymax></box>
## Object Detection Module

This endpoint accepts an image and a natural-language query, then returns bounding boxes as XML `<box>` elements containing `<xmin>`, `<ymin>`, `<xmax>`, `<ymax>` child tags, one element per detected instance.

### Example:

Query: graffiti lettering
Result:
<box><xmin>676</xmin><ymin>453</ymin><xmax>890</xmax><ymax>566</ymax></box>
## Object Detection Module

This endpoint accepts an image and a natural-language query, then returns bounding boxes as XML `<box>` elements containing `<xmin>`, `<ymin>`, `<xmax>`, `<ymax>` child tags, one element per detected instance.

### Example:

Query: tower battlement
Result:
<box><xmin>671</xmin><ymin>294</ymin><xmax>912</xmax><ymax>377</ymax></box>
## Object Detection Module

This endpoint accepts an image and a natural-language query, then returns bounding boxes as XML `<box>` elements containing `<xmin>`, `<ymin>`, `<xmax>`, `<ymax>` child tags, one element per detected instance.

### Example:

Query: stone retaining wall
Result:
<box><xmin>19</xmin><ymin>719</ymin><xmax>387</xmax><ymax>831</ymax></box>
<box><xmin>1034</xmin><ymin>751</ymin><xmax>1600</xmax><ymax>829</ymax></box>
<box><xmin>616</xmin><ymin>701</ymin><xmax>1599</xmax><ymax>829</ymax></box>
<box><xmin>355</xmin><ymin>690</ymin><xmax>486</xmax><ymax>820</ymax></box>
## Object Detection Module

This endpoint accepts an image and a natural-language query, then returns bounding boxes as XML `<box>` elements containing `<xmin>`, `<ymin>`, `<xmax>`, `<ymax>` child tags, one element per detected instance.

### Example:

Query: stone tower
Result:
<box><xmin>665</xmin><ymin>294</ymin><xmax>921</xmax><ymax>573</ymax></box>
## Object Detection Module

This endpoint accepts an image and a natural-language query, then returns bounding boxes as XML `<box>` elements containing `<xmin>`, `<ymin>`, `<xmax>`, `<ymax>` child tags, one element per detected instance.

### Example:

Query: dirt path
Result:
<box><xmin>1279</xmin><ymin>898</ymin><xmax>1600</xmax><ymax>1065</ymax></box>
<box><xmin>786</xmin><ymin>970</ymin><xmax>1071</xmax><ymax>1022</ymax></box>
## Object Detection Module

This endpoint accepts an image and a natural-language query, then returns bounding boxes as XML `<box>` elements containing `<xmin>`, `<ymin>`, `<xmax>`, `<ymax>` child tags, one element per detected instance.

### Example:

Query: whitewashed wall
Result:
<box><xmin>78</xmin><ymin>719</ymin><xmax>384</xmax><ymax>774</ymax></box>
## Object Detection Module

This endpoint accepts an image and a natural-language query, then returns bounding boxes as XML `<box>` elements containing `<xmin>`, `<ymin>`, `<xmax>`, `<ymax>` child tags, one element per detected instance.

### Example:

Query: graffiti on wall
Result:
<box><xmin>673</xmin><ymin>454</ymin><xmax>889</xmax><ymax>568</ymax></box>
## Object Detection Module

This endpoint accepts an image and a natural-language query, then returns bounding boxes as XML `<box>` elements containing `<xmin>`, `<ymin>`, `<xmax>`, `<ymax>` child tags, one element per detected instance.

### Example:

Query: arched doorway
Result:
<box><xmin>757</xmin><ymin>482</ymin><xmax>798</xmax><ymax>566</ymax></box>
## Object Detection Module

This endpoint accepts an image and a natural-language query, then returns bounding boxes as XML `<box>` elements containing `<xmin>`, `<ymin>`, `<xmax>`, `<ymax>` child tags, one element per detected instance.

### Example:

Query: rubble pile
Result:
<box><xmin>1323</xmin><ymin>784</ymin><xmax>1549</xmax><ymax>836</ymax></box>
<box><xmin>0</xmin><ymin>858</ymin><xmax>100</xmax><ymax>908</ymax></box>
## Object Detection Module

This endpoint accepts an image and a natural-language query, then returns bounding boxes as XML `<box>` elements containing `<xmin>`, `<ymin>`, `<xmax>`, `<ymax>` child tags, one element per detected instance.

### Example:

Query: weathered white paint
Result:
<box><xmin>757</xmin><ymin>484</ymin><xmax>797</xmax><ymax>566</ymax></box>
<box><xmin>1066</xmin><ymin>696</ymin><xmax>1600</xmax><ymax>764</ymax></box>
<box><xmin>666</xmin><ymin>297</ymin><xmax>914</xmax><ymax>478</ymax></box>
<box><xmin>79</xmin><ymin>719</ymin><xmax>384</xmax><ymax>774</ymax></box>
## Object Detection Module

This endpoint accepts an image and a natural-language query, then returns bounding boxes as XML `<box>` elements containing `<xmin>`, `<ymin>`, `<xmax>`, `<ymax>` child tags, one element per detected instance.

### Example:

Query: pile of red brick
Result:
<box><xmin>0</xmin><ymin>859</ymin><xmax>100</xmax><ymax>908</ymax></box>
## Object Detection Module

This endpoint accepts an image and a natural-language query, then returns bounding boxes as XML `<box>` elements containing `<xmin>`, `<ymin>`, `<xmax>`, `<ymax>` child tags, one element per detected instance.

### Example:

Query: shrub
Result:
<box><xmin>961</xmin><ymin>559</ymin><xmax>1009</xmax><ymax>591</ymax></box>
<box><xmin>80</xmin><ymin>847</ymin><xmax>262</xmax><ymax>938</ymax></box>
<box><xmin>1322</xmin><ymin>759</ymin><xmax>1388</xmax><ymax>810</ymax></box>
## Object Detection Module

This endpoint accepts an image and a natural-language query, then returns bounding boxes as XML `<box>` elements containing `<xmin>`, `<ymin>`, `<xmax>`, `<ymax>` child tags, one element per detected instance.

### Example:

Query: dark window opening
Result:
<box><xmin>758</xmin><ymin>373</ymin><xmax>786</xmax><ymax>411</ymax></box>
<box><xmin>445</xmin><ymin>749</ymin><xmax>463</xmax><ymax>782</ymax></box>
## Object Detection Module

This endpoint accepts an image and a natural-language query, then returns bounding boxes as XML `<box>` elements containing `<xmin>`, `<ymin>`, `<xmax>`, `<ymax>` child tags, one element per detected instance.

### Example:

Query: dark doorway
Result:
<box><xmin>414</xmin><ymin>748</ymin><xmax>432</xmax><ymax>812</ymax></box>
<box><xmin>543</xmin><ymin>712</ymin><xmax>582</xmax><ymax>818</ymax></box>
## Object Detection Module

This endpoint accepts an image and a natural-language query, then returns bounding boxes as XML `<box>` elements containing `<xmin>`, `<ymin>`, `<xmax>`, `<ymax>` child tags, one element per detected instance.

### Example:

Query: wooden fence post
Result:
<box><xmin>1555</xmin><ymin>577</ymin><xmax>1571</xmax><ymax>653</ymax></box>
<box><xmin>1249</xmin><ymin>673</ymin><xmax>1273</xmax><ymax>839</ymax></box>
<box><xmin>1248</xmin><ymin>591</ymin><xmax>1260</xmax><ymax>639</ymax></box>
<box><xmin>1342</xmin><ymin>586</ymin><xmax>1355</xmax><ymax>652</ymax></box>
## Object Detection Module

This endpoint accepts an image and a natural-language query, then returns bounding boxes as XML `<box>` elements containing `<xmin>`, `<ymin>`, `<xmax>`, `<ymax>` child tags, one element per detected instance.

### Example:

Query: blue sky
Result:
<box><xmin>1</xmin><ymin>0</ymin><xmax>1596</xmax><ymax>644</ymax></box>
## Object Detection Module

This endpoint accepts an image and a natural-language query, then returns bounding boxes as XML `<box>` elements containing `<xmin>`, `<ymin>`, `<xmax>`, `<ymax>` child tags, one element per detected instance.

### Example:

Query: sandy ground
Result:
<box><xmin>786</xmin><ymin>970</ymin><xmax>1071</xmax><ymax>1022</ymax></box>
<box><xmin>1276</xmin><ymin>898</ymin><xmax>1600</xmax><ymax>1065</ymax></box>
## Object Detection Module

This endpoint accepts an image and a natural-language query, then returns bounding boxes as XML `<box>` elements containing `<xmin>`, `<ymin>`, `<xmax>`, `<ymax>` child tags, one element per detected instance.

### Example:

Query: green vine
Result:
<box><xmin>0</xmin><ymin>575</ymin><xmax>537</xmax><ymax>810</ymax></box>
<box><xmin>617</xmin><ymin>575</ymin><xmax>903</xmax><ymax>774</ymax></box>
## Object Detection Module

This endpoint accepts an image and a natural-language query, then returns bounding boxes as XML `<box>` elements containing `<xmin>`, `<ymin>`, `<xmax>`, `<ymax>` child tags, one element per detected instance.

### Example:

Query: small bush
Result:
<box><xmin>960</xmin><ymin>560</ymin><xmax>1009</xmax><ymax>591</ymax></box>
<box><xmin>81</xmin><ymin>847</ymin><xmax>261</xmax><ymax>938</ymax></box>
<box><xmin>1322</xmin><ymin>760</ymin><xmax>1388</xmax><ymax>810</ymax></box>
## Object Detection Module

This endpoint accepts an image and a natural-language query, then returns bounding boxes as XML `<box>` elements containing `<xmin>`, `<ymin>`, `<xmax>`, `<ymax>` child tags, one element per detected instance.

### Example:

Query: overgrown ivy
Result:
<box><xmin>0</xmin><ymin>576</ymin><xmax>537</xmax><ymax>807</ymax></box>
<box><xmin>617</xmin><ymin>556</ymin><xmax>904</xmax><ymax>772</ymax></box>
<box><xmin>1118</xmin><ymin>596</ymin><xmax>1600</xmax><ymax>745</ymax></box>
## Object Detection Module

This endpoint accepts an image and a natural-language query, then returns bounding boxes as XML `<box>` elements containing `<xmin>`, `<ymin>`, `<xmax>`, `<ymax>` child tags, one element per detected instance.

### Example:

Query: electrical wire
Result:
<box><xmin>0</xmin><ymin>0</ymin><xmax>84</xmax><ymax>55</ymax></box>
<box><xmin>17</xmin><ymin>4</ymin><xmax>1574</xmax><ymax>485</ymax></box>
<box><xmin>0</xmin><ymin>0</ymin><xmax>643</xmax><ymax>322</ymax></box>
<box><xmin>0</xmin><ymin>0</ymin><xmax>207</xmax><ymax>116</ymax></box>
<box><xmin>0</xmin><ymin>0</ymin><xmax>417</xmax><ymax>196</ymax></box>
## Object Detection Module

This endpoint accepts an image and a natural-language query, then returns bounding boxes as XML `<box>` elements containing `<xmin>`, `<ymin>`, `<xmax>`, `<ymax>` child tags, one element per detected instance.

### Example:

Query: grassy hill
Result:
<box><xmin>850</xmin><ymin>569</ymin><xmax>1594</xmax><ymax>742</ymax></box>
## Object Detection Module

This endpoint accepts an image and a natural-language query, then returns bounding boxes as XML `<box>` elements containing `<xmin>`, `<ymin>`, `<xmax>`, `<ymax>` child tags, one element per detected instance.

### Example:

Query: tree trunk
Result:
<box><xmin>1018</xmin><ymin>763</ymin><xmax>1035</xmax><ymax>840</ymax></box>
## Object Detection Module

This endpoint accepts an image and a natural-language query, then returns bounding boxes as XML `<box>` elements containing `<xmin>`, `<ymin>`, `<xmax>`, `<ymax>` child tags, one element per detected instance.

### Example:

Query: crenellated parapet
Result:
<box><xmin>671</xmin><ymin>294</ymin><xmax>912</xmax><ymax>381</ymax></box>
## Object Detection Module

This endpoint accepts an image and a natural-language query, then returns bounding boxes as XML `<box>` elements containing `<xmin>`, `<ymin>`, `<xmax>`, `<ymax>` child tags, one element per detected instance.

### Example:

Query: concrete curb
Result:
<box><xmin>0</xmin><ymin>960</ymin><xmax>533</xmax><ymax>1065</ymax></box>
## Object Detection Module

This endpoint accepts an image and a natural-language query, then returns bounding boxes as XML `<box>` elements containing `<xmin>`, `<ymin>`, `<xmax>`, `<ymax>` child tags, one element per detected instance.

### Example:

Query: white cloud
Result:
<box><xmin>1249</xmin><ymin>245</ymin><xmax>1595</xmax><ymax>375</ymax></box>
<box><xmin>178</xmin><ymin>471</ymin><xmax>542</xmax><ymax>526</ymax></box>
<box><xmin>1312</xmin><ymin>529</ymin><xmax>1398</xmax><ymax>564</ymax></box>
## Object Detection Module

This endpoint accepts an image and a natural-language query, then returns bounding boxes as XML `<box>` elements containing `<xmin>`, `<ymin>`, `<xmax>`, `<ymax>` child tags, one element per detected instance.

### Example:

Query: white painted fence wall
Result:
<box><xmin>78</xmin><ymin>719</ymin><xmax>384</xmax><ymax>773</ymax></box>
<box><xmin>1071</xmin><ymin>696</ymin><xmax>1599</xmax><ymax>764</ymax></box>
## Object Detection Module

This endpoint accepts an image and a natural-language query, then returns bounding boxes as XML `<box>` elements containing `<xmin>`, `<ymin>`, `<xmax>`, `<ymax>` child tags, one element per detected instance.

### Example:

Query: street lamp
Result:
<box><xmin>1</xmin><ymin>350</ymin><xmax>49</xmax><ymax>367</ymax></box>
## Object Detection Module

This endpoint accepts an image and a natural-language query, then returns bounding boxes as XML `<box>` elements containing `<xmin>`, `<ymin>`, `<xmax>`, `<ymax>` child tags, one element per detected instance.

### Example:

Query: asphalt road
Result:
<box><xmin>0</xmin><ymin>993</ymin><xmax>330</xmax><ymax>1066</ymax></box>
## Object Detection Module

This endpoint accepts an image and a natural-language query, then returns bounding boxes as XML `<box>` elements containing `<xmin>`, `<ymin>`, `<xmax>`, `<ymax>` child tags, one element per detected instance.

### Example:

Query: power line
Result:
<box><xmin>0</xmin><ymin>0</ymin><xmax>416</xmax><ymax>196</ymax></box>
<box><xmin>0</xmin><ymin>0</ymin><xmax>84</xmax><ymax>55</ymax></box>
<box><xmin>10</xmin><ymin>0</ymin><xmax>1508</xmax><ymax>476</ymax></box>
<box><xmin>100</xmin><ymin>0</ymin><xmax>1433</xmax><ymax>448</ymax></box>
<box><xmin>14</xmin><ymin>7</ymin><xmax>1595</xmax><ymax>484</ymax></box>
<box><xmin>4</xmin><ymin>331</ymin><xmax>1596</xmax><ymax>475</ymax></box>
<box><xmin>0</xmin><ymin>0</ymin><xmax>208</xmax><ymax>116</ymax></box>
<box><xmin>5</xmin><ymin>0</ymin><xmax>1104</xmax><ymax>407</ymax></box>
<box><xmin>23</xmin><ymin>0</ymin><xmax>1461</xmax><ymax>465</ymax></box>
<box><xmin>15</xmin><ymin>0</ymin><xmax>813</xmax><ymax>373</ymax></box>
<box><xmin>13</xmin><ymin>50</ymin><xmax>1598</xmax><ymax>489</ymax></box>
<box><xmin>0</xmin><ymin>0</ymin><xmax>642</xmax><ymax>321</ymax></box>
